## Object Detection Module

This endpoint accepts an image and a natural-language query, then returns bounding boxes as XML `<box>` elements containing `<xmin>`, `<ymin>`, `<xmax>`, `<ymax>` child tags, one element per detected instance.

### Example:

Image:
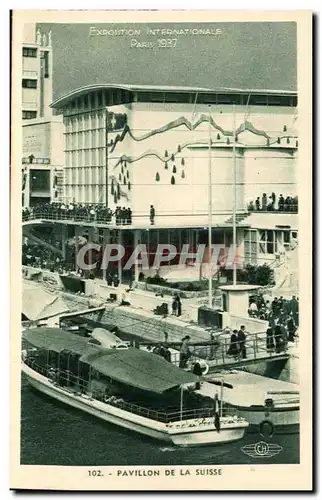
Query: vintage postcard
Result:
<box><xmin>10</xmin><ymin>10</ymin><xmax>312</xmax><ymax>491</ymax></box>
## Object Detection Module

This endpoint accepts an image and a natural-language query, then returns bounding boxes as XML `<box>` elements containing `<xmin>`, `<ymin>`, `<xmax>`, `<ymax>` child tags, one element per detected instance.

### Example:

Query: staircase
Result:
<box><xmin>224</xmin><ymin>212</ymin><xmax>251</xmax><ymax>225</ymax></box>
<box><xmin>23</xmin><ymin>227</ymin><xmax>63</xmax><ymax>256</ymax></box>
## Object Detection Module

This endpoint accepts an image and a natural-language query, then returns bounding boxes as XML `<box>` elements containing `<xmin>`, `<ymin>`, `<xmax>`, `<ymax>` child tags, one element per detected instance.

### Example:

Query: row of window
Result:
<box><xmin>64</xmin><ymin>111</ymin><xmax>106</xmax><ymax>133</ymax></box>
<box><xmin>61</xmin><ymin>90</ymin><xmax>297</xmax><ymax>114</ymax></box>
<box><xmin>64</xmin><ymin>185</ymin><xmax>106</xmax><ymax>204</ymax></box>
<box><xmin>22</xmin><ymin>110</ymin><xmax>37</xmax><ymax>120</ymax></box>
<box><xmin>65</xmin><ymin>129</ymin><xmax>106</xmax><ymax>148</ymax></box>
<box><xmin>22</xmin><ymin>47</ymin><xmax>37</xmax><ymax>58</ymax></box>
<box><xmin>64</xmin><ymin>166</ymin><xmax>105</xmax><ymax>185</ymax></box>
<box><xmin>65</xmin><ymin>149</ymin><xmax>105</xmax><ymax>167</ymax></box>
<box><xmin>244</xmin><ymin>229</ymin><xmax>298</xmax><ymax>261</ymax></box>
<box><xmin>22</xmin><ymin>78</ymin><xmax>37</xmax><ymax>89</ymax></box>
<box><xmin>137</xmin><ymin>92</ymin><xmax>297</xmax><ymax>107</ymax></box>
<box><xmin>22</xmin><ymin>157</ymin><xmax>50</xmax><ymax>164</ymax></box>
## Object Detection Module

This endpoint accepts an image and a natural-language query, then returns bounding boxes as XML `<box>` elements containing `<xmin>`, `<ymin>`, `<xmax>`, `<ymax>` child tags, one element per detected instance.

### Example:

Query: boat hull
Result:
<box><xmin>227</xmin><ymin>405</ymin><xmax>299</xmax><ymax>434</ymax></box>
<box><xmin>22</xmin><ymin>363</ymin><xmax>248</xmax><ymax>446</ymax></box>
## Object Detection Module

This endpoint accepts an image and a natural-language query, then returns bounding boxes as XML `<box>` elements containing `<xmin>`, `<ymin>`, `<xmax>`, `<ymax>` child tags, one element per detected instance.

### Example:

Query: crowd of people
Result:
<box><xmin>22</xmin><ymin>203</ymin><xmax>132</xmax><ymax>225</ymax></box>
<box><xmin>247</xmin><ymin>293</ymin><xmax>299</xmax><ymax>353</ymax></box>
<box><xmin>248</xmin><ymin>193</ymin><xmax>298</xmax><ymax>212</ymax></box>
<box><xmin>22</xmin><ymin>243</ymin><xmax>73</xmax><ymax>274</ymax></box>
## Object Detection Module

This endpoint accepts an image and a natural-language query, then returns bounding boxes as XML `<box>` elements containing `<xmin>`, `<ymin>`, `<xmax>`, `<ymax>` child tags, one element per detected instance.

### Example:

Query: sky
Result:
<box><xmin>37</xmin><ymin>22</ymin><xmax>297</xmax><ymax>100</ymax></box>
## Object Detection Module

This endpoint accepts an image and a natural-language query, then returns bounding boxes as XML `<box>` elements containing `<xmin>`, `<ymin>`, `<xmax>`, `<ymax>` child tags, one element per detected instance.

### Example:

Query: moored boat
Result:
<box><xmin>21</xmin><ymin>327</ymin><xmax>248</xmax><ymax>446</ymax></box>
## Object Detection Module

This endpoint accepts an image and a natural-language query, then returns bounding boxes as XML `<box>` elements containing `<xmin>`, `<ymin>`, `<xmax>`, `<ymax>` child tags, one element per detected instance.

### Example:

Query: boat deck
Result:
<box><xmin>196</xmin><ymin>371</ymin><xmax>299</xmax><ymax>407</ymax></box>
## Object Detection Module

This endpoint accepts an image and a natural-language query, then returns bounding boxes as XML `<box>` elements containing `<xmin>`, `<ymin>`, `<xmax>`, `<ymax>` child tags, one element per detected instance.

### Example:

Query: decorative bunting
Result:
<box><xmin>165</xmin><ymin>150</ymin><xmax>168</xmax><ymax>157</ymax></box>
<box><xmin>277</xmin><ymin>137</ymin><xmax>281</xmax><ymax>144</ymax></box>
<box><xmin>172</xmin><ymin>165</ymin><xmax>176</xmax><ymax>174</ymax></box>
<box><xmin>181</xmin><ymin>170</ymin><xmax>185</xmax><ymax>179</ymax></box>
<box><xmin>286</xmin><ymin>137</ymin><xmax>290</xmax><ymax>144</ymax></box>
<box><xmin>165</xmin><ymin>162</ymin><xmax>168</xmax><ymax>169</ymax></box>
<box><xmin>128</xmin><ymin>181</ymin><xmax>131</xmax><ymax>190</ymax></box>
<box><xmin>123</xmin><ymin>176</ymin><xmax>127</xmax><ymax>185</ymax></box>
<box><xmin>217</xmin><ymin>133</ymin><xmax>220</xmax><ymax>140</ymax></box>
<box><xmin>181</xmin><ymin>158</ymin><xmax>185</xmax><ymax>166</ymax></box>
<box><xmin>177</xmin><ymin>145</ymin><xmax>181</xmax><ymax>153</ymax></box>
<box><xmin>171</xmin><ymin>154</ymin><xmax>175</xmax><ymax>161</ymax></box>
<box><xmin>171</xmin><ymin>175</ymin><xmax>175</xmax><ymax>185</ymax></box>
<box><xmin>156</xmin><ymin>172</ymin><xmax>160</xmax><ymax>181</ymax></box>
<box><xmin>283</xmin><ymin>125</ymin><xmax>287</xmax><ymax>132</ymax></box>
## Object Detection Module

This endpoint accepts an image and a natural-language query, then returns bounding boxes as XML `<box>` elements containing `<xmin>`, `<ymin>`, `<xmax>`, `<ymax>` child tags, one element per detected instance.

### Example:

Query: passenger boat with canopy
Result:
<box><xmin>21</xmin><ymin>327</ymin><xmax>248</xmax><ymax>446</ymax></box>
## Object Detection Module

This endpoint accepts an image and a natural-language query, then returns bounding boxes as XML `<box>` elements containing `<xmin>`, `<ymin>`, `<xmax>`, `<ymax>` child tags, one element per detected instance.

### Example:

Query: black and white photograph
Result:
<box><xmin>11</xmin><ymin>9</ymin><xmax>312</xmax><ymax>491</ymax></box>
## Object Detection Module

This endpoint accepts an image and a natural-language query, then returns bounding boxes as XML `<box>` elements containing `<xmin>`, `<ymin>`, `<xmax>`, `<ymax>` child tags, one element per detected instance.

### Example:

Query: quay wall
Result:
<box><xmin>60</xmin><ymin>292</ymin><xmax>210</xmax><ymax>345</ymax></box>
<box><xmin>242</xmin><ymin>356</ymin><xmax>299</xmax><ymax>384</ymax></box>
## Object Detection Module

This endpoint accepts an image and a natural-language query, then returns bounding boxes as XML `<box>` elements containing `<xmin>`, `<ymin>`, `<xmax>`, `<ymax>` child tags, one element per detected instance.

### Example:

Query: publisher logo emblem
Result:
<box><xmin>241</xmin><ymin>441</ymin><xmax>283</xmax><ymax>458</ymax></box>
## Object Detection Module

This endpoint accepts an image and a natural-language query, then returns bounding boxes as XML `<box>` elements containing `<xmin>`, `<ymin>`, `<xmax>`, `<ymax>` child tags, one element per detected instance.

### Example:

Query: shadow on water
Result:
<box><xmin>20</xmin><ymin>376</ymin><xmax>299</xmax><ymax>466</ymax></box>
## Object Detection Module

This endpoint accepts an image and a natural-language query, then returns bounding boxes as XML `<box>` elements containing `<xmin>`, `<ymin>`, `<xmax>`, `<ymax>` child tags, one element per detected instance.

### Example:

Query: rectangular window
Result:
<box><xmin>29</xmin><ymin>170</ymin><xmax>50</xmax><ymax>192</ymax></box>
<box><xmin>22</xmin><ymin>110</ymin><xmax>37</xmax><ymax>120</ymax></box>
<box><xmin>22</xmin><ymin>79</ymin><xmax>37</xmax><ymax>89</ymax></box>
<box><xmin>22</xmin><ymin>47</ymin><xmax>37</xmax><ymax>57</ymax></box>
<box><xmin>164</xmin><ymin>93</ymin><xmax>190</xmax><ymax>103</ymax></box>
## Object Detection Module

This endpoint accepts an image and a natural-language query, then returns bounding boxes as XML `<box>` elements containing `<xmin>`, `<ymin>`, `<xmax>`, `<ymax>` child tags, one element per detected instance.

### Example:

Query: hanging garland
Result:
<box><xmin>164</xmin><ymin>162</ymin><xmax>168</xmax><ymax>169</ymax></box>
<box><xmin>171</xmin><ymin>154</ymin><xmax>175</xmax><ymax>161</ymax></box>
<box><xmin>156</xmin><ymin>172</ymin><xmax>160</xmax><ymax>181</ymax></box>
<box><xmin>172</xmin><ymin>165</ymin><xmax>176</xmax><ymax>174</ymax></box>
<box><xmin>177</xmin><ymin>145</ymin><xmax>181</xmax><ymax>153</ymax></box>
<box><xmin>181</xmin><ymin>158</ymin><xmax>185</xmax><ymax>166</ymax></box>
<box><xmin>171</xmin><ymin>175</ymin><xmax>175</xmax><ymax>185</ymax></box>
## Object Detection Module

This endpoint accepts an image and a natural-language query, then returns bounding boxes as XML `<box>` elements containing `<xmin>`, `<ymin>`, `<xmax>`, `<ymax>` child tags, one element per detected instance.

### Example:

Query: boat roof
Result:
<box><xmin>80</xmin><ymin>348</ymin><xmax>197</xmax><ymax>394</ymax></box>
<box><xmin>23</xmin><ymin>327</ymin><xmax>198</xmax><ymax>394</ymax></box>
<box><xmin>23</xmin><ymin>327</ymin><xmax>91</xmax><ymax>355</ymax></box>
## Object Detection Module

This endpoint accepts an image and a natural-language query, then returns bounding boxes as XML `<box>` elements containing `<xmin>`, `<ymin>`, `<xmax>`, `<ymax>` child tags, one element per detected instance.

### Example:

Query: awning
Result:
<box><xmin>80</xmin><ymin>348</ymin><xmax>198</xmax><ymax>394</ymax></box>
<box><xmin>23</xmin><ymin>281</ymin><xmax>70</xmax><ymax>321</ymax></box>
<box><xmin>23</xmin><ymin>327</ymin><xmax>90</xmax><ymax>355</ymax></box>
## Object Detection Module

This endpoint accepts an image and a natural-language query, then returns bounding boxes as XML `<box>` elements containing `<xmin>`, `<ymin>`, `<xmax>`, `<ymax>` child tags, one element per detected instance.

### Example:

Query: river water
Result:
<box><xmin>20</xmin><ymin>376</ymin><xmax>299</xmax><ymax>466</ymax></box>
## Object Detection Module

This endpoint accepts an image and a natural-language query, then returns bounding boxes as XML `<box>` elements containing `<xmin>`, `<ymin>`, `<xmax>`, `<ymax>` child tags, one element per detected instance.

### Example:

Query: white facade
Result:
<box><xmin>22</xmin><ymin>24</ymin><xmax>53</xmax><ymax>121</ymax></box>
<box><xmin>52</xmin><ymin>85</ymin><xmax>299</xmax><ymax>266</ymax></box>
<box><xmin>22</xmin><ymin>25</ymin><xmax>64</xmax><ymax>207</ymax></box>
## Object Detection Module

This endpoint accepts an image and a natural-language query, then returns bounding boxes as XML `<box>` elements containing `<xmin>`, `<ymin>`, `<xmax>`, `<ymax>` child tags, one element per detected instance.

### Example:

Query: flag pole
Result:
<box><xmin>208</xmin><ymin>105</ymin><xmax>213</xmax><ymax>307</ymax></box>
<box><xmin>220</xmin><ymin>379</ymin><xmax>224</xmax><ymax>418</ymax></box>
<box><xmin>232</xmin><ymin>103</ymin><xmax>237</xmax><ymax>285</ymax></box>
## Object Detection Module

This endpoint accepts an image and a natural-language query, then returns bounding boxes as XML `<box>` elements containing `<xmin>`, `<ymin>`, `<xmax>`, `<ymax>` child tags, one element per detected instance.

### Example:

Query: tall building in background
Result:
<box><xmin>22</xmin><ymin>24</ymin><xmax>64</xmax><ymax>207</ymax></box>
<box><xmin>22</xmin><ymin>24</ymin><xmax>53</xmax><ymax>120</ymax></box>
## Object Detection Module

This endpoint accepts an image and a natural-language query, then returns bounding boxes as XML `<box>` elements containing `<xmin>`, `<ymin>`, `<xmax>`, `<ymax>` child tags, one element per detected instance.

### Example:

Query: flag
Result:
<box><xmin>106</xmin><ymin>112</ymin><xmax>127</xmax><ymax>132</ymax></box>
<box><xmin>214</xmin><ymin>393</ymin><xmax>221</xmax><ymax>432</ymax></box>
